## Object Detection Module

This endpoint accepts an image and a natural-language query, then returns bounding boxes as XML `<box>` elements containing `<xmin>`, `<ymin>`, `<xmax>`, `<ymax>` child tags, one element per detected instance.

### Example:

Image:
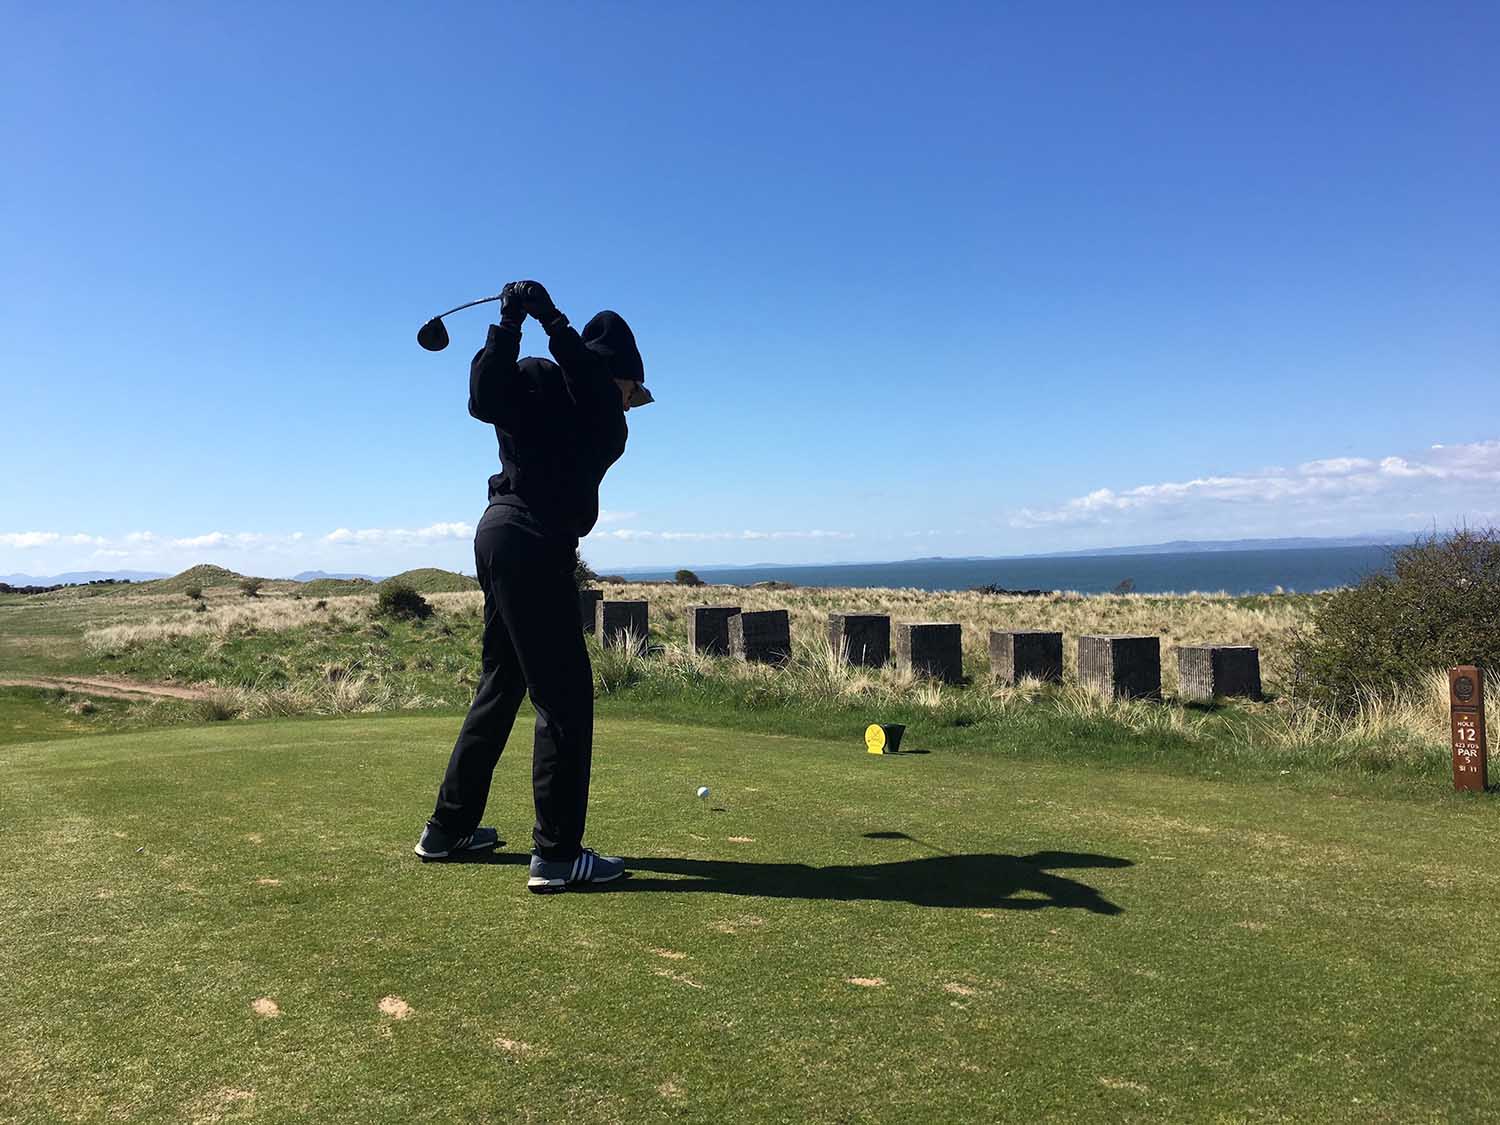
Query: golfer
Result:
<box><xmin>415</xmin><ymin>280</ymin><xmax>652</xmax><ymax>892</ymax></box>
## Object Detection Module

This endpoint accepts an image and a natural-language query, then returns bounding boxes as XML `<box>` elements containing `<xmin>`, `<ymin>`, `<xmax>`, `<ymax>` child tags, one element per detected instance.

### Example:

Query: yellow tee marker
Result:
<box><xmin>865</xmin><ymin>723</ymin><xmax>905</xmax><ymax>755</ymax></box>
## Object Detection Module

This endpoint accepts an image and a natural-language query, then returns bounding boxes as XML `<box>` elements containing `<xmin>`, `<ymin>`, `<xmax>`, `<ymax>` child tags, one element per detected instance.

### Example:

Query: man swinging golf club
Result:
<box><xmin>414</xmin><ymin>280</ymin><xmax>653</xmax><ymax>892</ymax></box>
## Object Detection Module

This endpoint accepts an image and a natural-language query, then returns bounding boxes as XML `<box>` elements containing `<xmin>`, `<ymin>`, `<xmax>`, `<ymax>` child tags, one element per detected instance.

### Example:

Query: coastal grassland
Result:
<box><xmin>70</xmin><ymin>582</ymin><xmax>1312</xmax><ymax>695</ymax></box>
<box><xmin>0</xmin><ymin>579</ymin><xmax>1481</xmax><ymax>778</ymax></box>
<box><xmin>0</xmin><ymin>686</ymin><xmax>197</xmax><ymax>747</ymax></box>
<box><xmin>3</xmin><ymin>713</ymin><xmax>1498</xmax><ymax>1123</ymax></box>
<box><xmin>602</xmin><ymin>582</ymin><xmax>1315</xmax><ymax>692</ymax></box>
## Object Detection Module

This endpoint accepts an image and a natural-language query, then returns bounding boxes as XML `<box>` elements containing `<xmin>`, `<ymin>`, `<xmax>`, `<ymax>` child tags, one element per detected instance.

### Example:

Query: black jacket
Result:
<box><xmin>469</xmin><ymin>319</ymin><xmax>630</xmax><ymax>540</ymax></box>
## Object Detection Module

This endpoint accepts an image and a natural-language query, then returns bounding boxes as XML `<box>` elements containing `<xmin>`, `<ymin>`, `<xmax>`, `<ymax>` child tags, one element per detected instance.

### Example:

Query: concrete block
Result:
<box><xmin>895</xmin><ymin>622</ymin><xmax>964</xmax><ymax>684</ymax></box>
<box><xmin>828</xmin><ymin>613</ymin><xmax>891</xmax><ymax>667</ymax></box>
<box><xmin>1078</xmin><ymin>635</ymin><xmax>1161</xmax><ymax>700</ymax></box>
<box><xmin>989</xmin><ymin>630</ymin><xmax>1063</xmax><ymax>684</ymax></box>
<box><xmin>578</xmin><ymin>589</ymin><xmax>602</xmax><ymax>634</ymax></box>
<box><xmin>596</xmin><ymin>600</ymin><xmax>649</xmax><ymax>655</ymax></box>
<box><xmin>729</xmin><ymin>610</ymin><xmax>792</xmax><ymax>665</ymax></box>
<box><xmin>1178</xmin><ymin>645</ymin><xmax>1262</xmax><ymax>702</ymax></box>
<box><xmin>688</xmin><ymin>605</ymin><xmax>741</xmax><ymax>655</ymax></box>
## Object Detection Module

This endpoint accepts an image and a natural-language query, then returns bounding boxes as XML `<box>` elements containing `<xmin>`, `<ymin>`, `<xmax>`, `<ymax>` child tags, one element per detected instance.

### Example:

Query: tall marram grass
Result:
<box><xmin>85</xmin><ymin>596</ymin><xmax>370</xmax><ymax>652</ymax></box>
<box><xmin>72</xmin><ymin>581</ymin><xmax>1492</xmax><ymax>772</ymax></box>
<box><xmin>192</xmin><ymin>672</ymin><xmax>435</xmax><ymax>721</ymax></box>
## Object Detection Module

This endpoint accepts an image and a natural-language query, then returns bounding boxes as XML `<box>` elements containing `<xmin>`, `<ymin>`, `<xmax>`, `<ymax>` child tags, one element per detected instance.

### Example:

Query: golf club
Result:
<box><xmin>416</xmin><ymin>293</ymin><xmax>504</xmax><ymax>351</ymax></box>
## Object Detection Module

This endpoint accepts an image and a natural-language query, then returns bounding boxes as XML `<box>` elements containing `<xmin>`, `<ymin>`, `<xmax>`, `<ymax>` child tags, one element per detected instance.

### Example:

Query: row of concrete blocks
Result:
<box><xmin>580</xmin><ymin>592</ymin><xmax>797</xmax><ymax>665</ymax></box>
<box><xmin>578</xmin><ymin>593</ymin><xmax>1261</xmax><ymax>701</ymax></box>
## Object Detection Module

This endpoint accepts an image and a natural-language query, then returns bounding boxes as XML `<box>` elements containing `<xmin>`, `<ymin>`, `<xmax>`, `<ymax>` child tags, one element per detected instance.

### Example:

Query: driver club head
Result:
<box><xmin>416</xmin><ymin>317</ymin><xmax>450</xmax><ymax>352</ymax></box>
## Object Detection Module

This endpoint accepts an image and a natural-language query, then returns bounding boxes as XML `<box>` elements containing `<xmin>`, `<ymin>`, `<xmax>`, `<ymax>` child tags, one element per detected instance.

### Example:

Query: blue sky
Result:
<box><xmin>3</xmin><ymin>1</ymin><xmax>1496</xmax><ymax>577</ymax></box>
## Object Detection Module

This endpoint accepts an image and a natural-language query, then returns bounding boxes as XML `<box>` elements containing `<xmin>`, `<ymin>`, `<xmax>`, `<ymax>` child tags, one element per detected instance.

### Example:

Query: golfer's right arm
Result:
<box><xmin>468</xmin><ymin>325</ymin><xmax>527</xmax><ymax>423</ymax></box>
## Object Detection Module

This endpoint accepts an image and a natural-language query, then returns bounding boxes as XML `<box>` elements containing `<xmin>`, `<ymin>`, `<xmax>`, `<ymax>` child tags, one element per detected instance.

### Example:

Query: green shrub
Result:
<box><xmin>184</xmin><ymin>584</ymin><xmax>203</xmax><ymax>601</ymax></box>
<box><xmin>376</xmin><ymin>582</ymin><xmax>432</xmax><ymax>621</ymax></box>
<box><xmin>574</xmin><ymin>550</ymin><xmax>597</xmax><ymax>592</ymax></box>
<box><xmin>675</xmin><ymin>569</ymin><xmax>705</xmax><ymax>587</ymax></box>
<box><xmin>1293</xmin><ymin>528</ymin><xmax>1500</xmax><ymax>713</ymax></box>
<box><xmin>239</xmin><ymin>577</ymin><xmax>263</xmax><ymax>598</ymax></box>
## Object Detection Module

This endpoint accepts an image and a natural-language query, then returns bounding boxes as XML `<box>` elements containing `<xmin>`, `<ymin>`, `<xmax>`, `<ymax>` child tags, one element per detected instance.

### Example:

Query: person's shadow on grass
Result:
<box><xmin>616</xmin><ymin>848</ymin><xmax>1133</xmax><ymax>914</ymax></box>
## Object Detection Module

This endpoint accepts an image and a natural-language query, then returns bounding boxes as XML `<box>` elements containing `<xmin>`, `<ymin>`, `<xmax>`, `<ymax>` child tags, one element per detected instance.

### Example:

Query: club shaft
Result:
<box><xmin>433</xmin><ymin>293</ymin><xmax>503</xmax><ymax>320</ymax></box>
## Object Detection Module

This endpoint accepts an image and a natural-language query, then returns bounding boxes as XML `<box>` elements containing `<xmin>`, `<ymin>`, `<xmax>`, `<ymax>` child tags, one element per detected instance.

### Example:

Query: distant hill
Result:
<box><xmin>147</xmin><ymin>565</ymin><xmax>249</xmax><ymax>593</ymax></box>
<box><xmin>0</xmin><ymin>570</ymin><xmax>168</xmax><ymax>585</ymax></box>
<box><xmin>379</xmin><ymin>568</ymin><xmax>480</xmax><ymax>593</ymax></box>
<box><xmin>297</xmin><ymin>576</ymin><xmax>379</xmax><ymax>596</ymax></box>
<box><xmin>1025</xmin><ymin>533</ymin><xmax>1416</xmax><ymax>558</ymax></box>
<box><xmin>291</xmin><ymin>570</ymin><xmax>383</xmax><ymax>582</ymax></box>
<box><xmin>608</xmin><ymin>533</ymin><xmax>1422</xmax><ymax>576</ymax></box>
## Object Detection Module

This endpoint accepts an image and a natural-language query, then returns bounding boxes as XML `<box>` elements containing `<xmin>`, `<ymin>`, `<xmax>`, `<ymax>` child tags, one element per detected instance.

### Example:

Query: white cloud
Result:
<box><xmin>587</xmin><ymin>528</ymin><xmax>855</xmax><ymax>542</ymax></box>
<box><xmin>0</xmin><ymin>531</ymin><xmax>61</xmax><ymax>548</ymax></box>
<box><xmin>172</xmin><ymin>532</ymin><xmax>231</xmax><ymax>549</ymax></box>
<box><xmin>323</xmin><ymin>522</ymin><xmax>472</xmax><ymax>546</ymax></box>
<box><xmin>1012</xmin><ymin>440</ymin><xmax>1500</xmax><ymax>528</ymax></box>
<box><xmin>3</xmin><ymin>520</ymin><xmax>478</xmax><ymax>568</ymax></box>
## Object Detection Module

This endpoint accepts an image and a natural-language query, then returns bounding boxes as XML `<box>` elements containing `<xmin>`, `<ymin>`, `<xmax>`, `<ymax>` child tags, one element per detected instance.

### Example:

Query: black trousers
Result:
<box><xmin>429</xmin><ymin>504</ymin><xmax>593</xmax><ymax>861</ymax></box>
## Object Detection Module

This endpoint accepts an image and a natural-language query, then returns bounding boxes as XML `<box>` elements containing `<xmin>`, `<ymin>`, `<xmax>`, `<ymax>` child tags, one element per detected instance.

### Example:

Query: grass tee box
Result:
<box><xmin>4</xmin><ymin>714</ymin><xmax>1500</xmax><ymax>1123</ymax></box>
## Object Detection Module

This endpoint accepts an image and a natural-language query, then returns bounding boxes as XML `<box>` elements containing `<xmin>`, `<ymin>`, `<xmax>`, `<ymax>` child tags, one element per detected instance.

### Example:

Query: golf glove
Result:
<box><xmin>517</xmin><ymin>280</ymin><xmax>569</xmax><ymax>333</ymax></box>
<box><xmin>498</xmin><ymin>282</ymin><xmax>527</xmax><ymax>331</ymax></box>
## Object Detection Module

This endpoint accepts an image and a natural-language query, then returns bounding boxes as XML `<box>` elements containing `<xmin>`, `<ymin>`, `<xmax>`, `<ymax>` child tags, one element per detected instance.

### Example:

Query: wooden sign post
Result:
<box><xmin>1449</xmin><ymin>666</ymin><xmax>1488</xmax><ymax>793</ymax></box>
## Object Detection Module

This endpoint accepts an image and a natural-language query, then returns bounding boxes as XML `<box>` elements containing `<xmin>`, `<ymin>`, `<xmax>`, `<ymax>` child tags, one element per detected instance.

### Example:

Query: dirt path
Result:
<box><xmin>0</xmin><ymin>675</ymin><xmax>212</xmax><ymax>702</ymax></box>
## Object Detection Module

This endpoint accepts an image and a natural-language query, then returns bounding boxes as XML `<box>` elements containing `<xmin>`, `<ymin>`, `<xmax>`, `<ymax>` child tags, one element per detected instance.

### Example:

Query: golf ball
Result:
<box><xmin>696</xmin><ymin>786</ymin><xmax>710</xmax><ymax>799</ymax></box>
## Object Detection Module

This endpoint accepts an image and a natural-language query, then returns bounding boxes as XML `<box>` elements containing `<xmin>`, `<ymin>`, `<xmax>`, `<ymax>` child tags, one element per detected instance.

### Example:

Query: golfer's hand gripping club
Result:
<box><xmin>516</xmin><ymin>280</ymin><xmax>569</xmax><ymax>333</ymax></box>
<box><xmin>498</xmin><ymin>282</ymin><xmax>527</xmax><ymax>331</ymax></box>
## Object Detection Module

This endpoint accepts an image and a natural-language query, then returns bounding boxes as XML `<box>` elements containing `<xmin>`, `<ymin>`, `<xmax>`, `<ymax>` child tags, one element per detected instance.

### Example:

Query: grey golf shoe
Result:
<box><xmin>527</xmin><ymin>848</ymin><xmax>626</xmax><ymax>893</ymax></box>
<box><xmin>413</xmin><ymin>823</ymin><xmax>502</xmax><ymax>860</ymax></box>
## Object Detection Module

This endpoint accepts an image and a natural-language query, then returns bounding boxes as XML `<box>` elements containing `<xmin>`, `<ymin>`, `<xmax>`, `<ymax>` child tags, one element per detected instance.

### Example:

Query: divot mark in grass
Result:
<box><xmin>711</xmin><ymin>914</ymin><xmax>766</xmax><ymax>934</ymax></box>
<box><xmin>943</xmin><ymin>982</ymin><xmax>977</xmax><ymax>996</ymax></box>
<box><xmin>245</xmin><ymin>833</ymin><xmax>263</xmax><ymax>845</ymax></box>
<box><xmin>1099</xmin><ymin>1077</ymin><xmax>1150</xmax><ymax>1094</ymax></box>
<box><xmin>727</xmin><ymin>836</ymin><xmax>755</xmax><ymax>843</ymax></box>
<box><xmin>658</xmin><ymin>1080</ymin><xmax>685</xmax><ymax>1099</ymax></box>
<box><xmin>255</xmin><ymin>878</ymin><xmax>281</xmax><ymax>887</ymax></box>
<box><xmin>1236</xmin><ymin>920</ymin><xmax>1269</xmax><ymax>932</ymax></box>
<box><xmin>251</xmin><ymin>998</ymin><xmax>281</xmax><ymax>1018</ymax></box>
<box><xmin>378</xmin><ymin>996</ymin><xmax>414</xmax><ymax>1020</ymax></box>
<box><xmin>189</xmin><ymin>1086</ymin><xmax>254</xmax><ymax>1123</ymax></box>
<box><xmin>651</xmin><ymin>948</ymin><xmax>688</xmax><ymax>960</ymax></box>
<box><xmin>846</xmin><ymin>977</ymin><xmax>885</xmax><ymax>988</ymax></box>
<box><xmin>495</xmin><ymin>1037</ymin><xmax>539</xmax><ymax>1057</ymax></box>
<box><xmin>654</xmin><ymin>968</ymin><xmax>704</xmax><ymax>989</ymax></box>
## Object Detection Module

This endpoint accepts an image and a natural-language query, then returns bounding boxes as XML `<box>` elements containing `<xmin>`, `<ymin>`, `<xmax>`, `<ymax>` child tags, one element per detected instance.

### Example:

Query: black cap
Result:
<box><xmin>582</xmin><ymin>310</ymin><xmax>653</xmax><ymax>404</ymax></box>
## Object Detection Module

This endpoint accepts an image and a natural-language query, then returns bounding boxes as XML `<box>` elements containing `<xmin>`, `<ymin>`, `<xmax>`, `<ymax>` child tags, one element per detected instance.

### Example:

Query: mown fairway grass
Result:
<box><xmin>3</xmin><ymin>712</ymin><xmax>1498</xmax><ymax>1122</ymax></box>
